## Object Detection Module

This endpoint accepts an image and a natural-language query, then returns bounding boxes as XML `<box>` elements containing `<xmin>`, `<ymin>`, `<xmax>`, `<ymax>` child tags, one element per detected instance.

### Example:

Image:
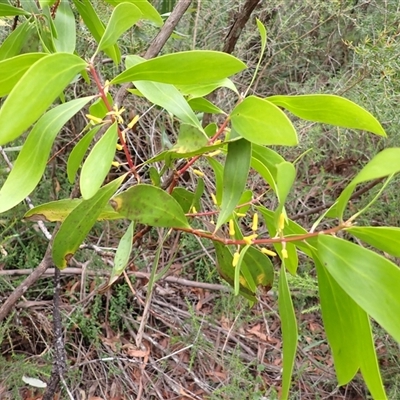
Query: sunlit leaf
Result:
<box><xmin>53</xmin><ymin>175</ymin><xmax>126</xmax><ymax>269</ymax></box>
<box><xmin>0</xmin><ymin>53</ymin><xmax>47</xmax><ymax>98</ymax></box>
<box><xmin>108</xmin><ymin>221</ymin><xmax>135</xmax><ymax>286</ymax></box>
<box><xmin>216</xmin><ymin>139</ymin><xmax>251</xmax><ymax>230</ymax></box>
<box><xmin>206</xmin><ymin>157</ymin><xmax>224</xmax><ymax>205</ymax></box>
<box><xmin>188</xmin><ymin>97</ymin><xmax>224</xmax><ymax>114</ymax></box>
<box><xmin>67</xmin><ymin>125</ymin><xmax>102</xmax><ymax>184</ymax></box>
<box><xmin>111</xmin><ymin>51</ymin><xmax>246</xmax><ymax>85</ymax></box>
<box><xmin>0</xmin><ymin>97</ymin><xmax>94</xmax><ymax>213</ymax></box>
<box><xmin>267</xmin><ymin>94</ymin><xmax>386</xmax><ymax>136</ymax></box>
<box><xmin>279</xmin><ymin>264</ymin><xmax>298</xmax><ymax>400</ymax></box>
<box><xmin>231</xmin><ymin>96</ymin><xmax>298</xmax><ymax>146</ymax></box>
<box><xmin>335</xmin><ymin>148</ymin><xmax>400</xmax><ymax>219</ymax></box>
<box><xmin>126</xmin><ymin>54</ymin><xmax>203</xmax><ymax>128</ymax></box>
<box><xmin>313</xmin><ymin>253</ymin><xmax>361</xmax><ymax>384</ymax></box>
<box><xmin>98</xmin><ymin>3</ymin><xmax>141</xmax><ymax>51</ymax></box>
<box><xmin>0</xmin><ymin>20</ymin><xmax>36</xmax><ymax>61</ymax></box>
<box><xmin>177</xmin><ymin>78</ymin><xmax>238</xmax><ymax>97</ymax></box>
<box><xmin>72</xmin><ymin>0</ymin><xmax>121</xmax><ymax>63</ymax></box>
<box><xmin>53</xmin><ymin>0</ymin><xmax>76</xmax><ymax>53</ymax></box>
<box><xmin>318</xmin><ymin>234</ymin><xmax>400</xmax><ymax>344</ymax></box>
<box><xmin>172</xmin><ymin>124</ymin><xmax>208</xmax><ymax>153</ymax></box>
<box><xmin>104</xmin><ymin>0</ymin><xmax>163</xmax><ymax>26</ymax></box>
<box><xmin>23</xmin><ymin>198</ymin><xmax>122</xmax><ymax>222</ymax></box>
<box><xmin>0</xmin><ymin>3</ymin><xmax>30</xmax><ymax>16</ymax></box>
<box><xmin>314</xmin><ymin>251</ymin><xmax>387</xmax><ymax>398</ymax></box>
<box><xmin>347</xmin><ymin>226</ymin><xmax>400</xmax><ymax>257</ymax></box>
<box><xmin>110</xmin><ymin>184</ymin><xmax>190</xmax><ymax>228</ymax></box>
<box><xmin>0</xmin><ymin>53</ymin><xmax>87</xmax><ymax>145</ymax></box>
<box><xmin>80</xmin><ymin>122</ymin><xmax>118</xmax><ymax>199</ymax></box>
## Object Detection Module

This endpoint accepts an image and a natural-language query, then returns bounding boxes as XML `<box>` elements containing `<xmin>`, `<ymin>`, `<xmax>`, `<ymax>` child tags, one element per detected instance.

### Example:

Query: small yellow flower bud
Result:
<box><xmin>278</xmin><ymin>212</ymin><xmax>285</xmax><ymax>232</ymax></box>
<box><xmin>193</xmin><ymin>169</ymin><xmax>205</xmax><ymax>177</ymax></box>
<box><xmin>252</xmin><ymin>213</ymin><xmax>258</xmax><ymax>232</ymax></box>
<box><xmin>207</xmin><ymin>150</ymin><xmax>222</xmax><ymax>157</ymax></box>
<box><xmin>281</xmin><ymin>248</ymin><xmax>288</xmax><ymax>259</ymax></box>
<box><xmin>210</xmin><ymin>193</ymin><xmax>218</xmax><ymax>205</ymax></box>
<box><xmin>229</xmin><ymin>219</ymin><xmax>235</xmax><ymax>237</ymax></box>
<box><xmin>232</xmin><ymin>251</ymin><xmax>240</xmax><ymax>267</ymax></box>
<box><xmin>243</xmin><ymin>234</ymin><xmax>258</xmax><ymax>245</ymax></box>
<box><xmin>86</xmin><ymin>114</ymin><xmax>103</xmax><ymax>124</ymax></box>
<box><xmin>128</xmin><ymin>114</ymin><xmax>139</xmax><ymax>129</ymax></box>
<box><xmin>191</xmin><ymin>206</ymin><xmax>197</xmax><ymax>214</ymax></box>
<box><xmin>235</xmin><ymin>212</ymin><xmax>246</xmax><ymax>217</ymax></box>
<box><xmin>111</xmin><ymin>161</ymin><xmax>120</xmax><ymax>168</ymax></box>
<box><xmin>116</xmin><ymin>143</ymin><xmax>123</xmax><ymax>151</ymax></box>
<box><xmin>261</xmin><ymin>248</ymin><xmax>277</xmax><ymax>257</ymax></box>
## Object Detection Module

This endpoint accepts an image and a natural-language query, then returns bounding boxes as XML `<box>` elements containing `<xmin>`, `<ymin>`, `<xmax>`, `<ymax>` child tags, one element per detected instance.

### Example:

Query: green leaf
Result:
<box><xmin>234</xmin><ymin>245</ymin><xmax>251</xmax><ymax>295</ymax></box>
<box><xmin>347</xmin><ymin>226</ymin><xmax>400</xmax><ymax>257</ymax></box>
<box><xmin>88</xmin><ymin>93</ymin><xmax>113</xmax><ymax>119</ymax></box>
<box><xmin>278</xmin><ymin>264</ymin><xmax>298</xmax><ymax>400</ymax></box>
<box><xmin>80</xmin><ymin>122</ymin><xmax>118</xmax><ymax>199</ymax></box>
<box><xmin>98</xmin><ymin>3</ymin><xmax>141</xmax><ymax>51</ymax></box>
<box><xmin>67</xmin><ymin>125</ymin><xmax>101</xmax><ymax>184</ymax></box>
<box><xmin>172</xmin><ymin>124</ymin><xmax>208</xmax><ymax>153</ymax></box>
<box><xmin>0</xmin><ymin>20</ymin><xmax>36</xmax><ymax>61</ymax></box>
<box><xmin>111</xmin><ymin>51</ymin><xmax>246</xmax><ymax>85</ymax></box>
<box><xmin>206</xmin><ymin>157</ymin><xmax>224</xmax><ymax>205</ymax></box>
<box><xmin>335</xmin><ymin>148</ymin><xmax>400</xmax><ymax>219</ymax></box>
<box><xmin>358</xmin><ymin>312</ymin><xmax>388</xmax><ymax>400</ymax></box>
<box><xmin>216</xmin><ymin>139</ymin><xmax>251</xmax><ymax>230</ymax></box>
<box><xmin>267</xmin><ymin>94</ymin><xmax>386</xmax><ymax>136</ymax></box>
<box><xmin>104</xmin><ymin>0</ymin><xmax>163</xmax><ymax>26</ymax></box>
<box><xmin>109</xmin><ymin>221</ymin><xmax>135</xmax><ymax>285</ymax></box>
<box><xmin>213</xmin><ymin>241</ymin><xmax>256</xmax><ymax>302</ymax></box>
<box><xmin>171</xmin><ymin>187</ymin><xmax>195</xmax><ymax>213</ymax></box>
<box><xmin>318</xmin><ymin>234</ymin><xmax>400</xmax><ymax>344</ymax></box>
<box><xmin>53</xmin><ymin>175</ymin><xmax>125</xmax><ymax>269</ymax></box>
<box><xmin>188</xmin><ymin>97</ymin><xmax>224</xmax><ymax>114</ymax></box>
<box><xmin>230</xmin><ymin>96</ymin><xmax>298</xmax><ymax>146</ymax></box>
<box><xmin>110</xmin><ymin>184</ymin><xmax>190</xmax><ymax>228</ymax></box>
<box><xmin>0</xmin><ymin>3</ymin><xmax>30</xmax><ymax>16</ymax></box>
<box><xmin>313</xmin><ymin>253</ymin><xmax>361</xmax><ymax>384</ymax></box>
<box><xmin>0</xmin><ymin>53</ymin><xmax>47</xmax><ymax>98</ymax></box>
<box><xmin>23</xmin><ymin>198</ymin><xmax>122</xmax><ymax>222</ymax></box>
<box><xmin>0</xmin><ymin>97</ymin><xmax>94</xmax><ymax>213</ymax></box>
<box><xmin>276</xmin><ymin>162</ymin><xmax>296</xmax><ymax>205</ymax></box>
<box><xmin>53</xmin><ymin>0</ymin><xmax>76</xmax><ymax>53</ymax></box>
<box><xmin>72</xmin><ymin>0</ymin><xmax>121</xmax><ymax>63</ymax></box>
<box><xmin>314</xmin><ymin>252</ymin><xmax>387</xmax><ymax>398</ymax></box>
<box><xmin>126</xmin><ymin>54</ymin><xmax>203</xmax><ymax>128</ymax></box>
<box><xmin>177</xmin><ymin>78</ymin><xmax>238</xmax><ymax>97</ymax></box>
<box><xmin>244</xmin><ymin>246</ymin><xmax>274</xmax><ymax>291</ymax></box>
<box><xmin>39</xmin><ymin>0</ymin><xmax>58</xmax><ymax>7</ymax></box>
<box><xmin>0</xmin><ymin>53</ymin><xmax>87</xmax><ymax>146</ymax></box>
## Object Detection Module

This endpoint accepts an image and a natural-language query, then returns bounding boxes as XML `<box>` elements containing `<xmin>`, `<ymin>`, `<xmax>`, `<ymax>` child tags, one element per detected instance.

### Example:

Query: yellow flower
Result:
<box><xmin>243</xmin><ymin>234</ymin><xmax>258</xmax><ymax>245</ymax></box>
<box><xmin>193</xmin><ymin>169</ymin><xmax>205</xmax><ymax>177</ymax></box>
<box><xmin>229</xmin><ymin>219</ymin><xmax>235</xmax><ymax>237</ymax></box>
<box><xmin>252</xmin><ymin>213</ymin><xmax>258</xmax><ymax>232</ymax></box>
<box><xmin>281</xmin><ymin>248</ymin><xmax>288</xmax><ymax>259</ymax></box>
<box><xmin>261</xmin><ymin>248</ymin><xmax>277</xmax><ymax>257</ymax></box>
<box><xmin>278</xmin><ymin>212</ymin><xmax>285</xmax><ymax>232</ymax></box>
<box><xmin>232</xmin><ymin>251</ymin><xmax>240</xmax><ymax>267</ymax></box>
<box><xmin>210</xmin><ymin>193</ymin><xmax>218</xmax><ymax>205</ymax></box>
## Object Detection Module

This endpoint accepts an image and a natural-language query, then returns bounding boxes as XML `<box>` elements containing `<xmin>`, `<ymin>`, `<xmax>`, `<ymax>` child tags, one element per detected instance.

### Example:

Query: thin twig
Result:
<box><xmin>114</xmin><ymin>0</ymin><xmax>192</xmax><ymax>107</ymax></box>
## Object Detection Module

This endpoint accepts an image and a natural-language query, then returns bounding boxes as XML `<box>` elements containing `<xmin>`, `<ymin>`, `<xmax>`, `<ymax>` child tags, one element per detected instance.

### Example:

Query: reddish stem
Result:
<box><xmin>88</xmin><ymin>64</ymin><xmax>137</xmax><ymax>175</ymax></box>
<box><xmin>168</xmin><ymin>117</ymin><xmax>230</xmax><ymax>192</ymax></box>
<box><xmin>175</xmin><ymin>224</ymin><xmax>345</xmax><ymax>247</ymax></box>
